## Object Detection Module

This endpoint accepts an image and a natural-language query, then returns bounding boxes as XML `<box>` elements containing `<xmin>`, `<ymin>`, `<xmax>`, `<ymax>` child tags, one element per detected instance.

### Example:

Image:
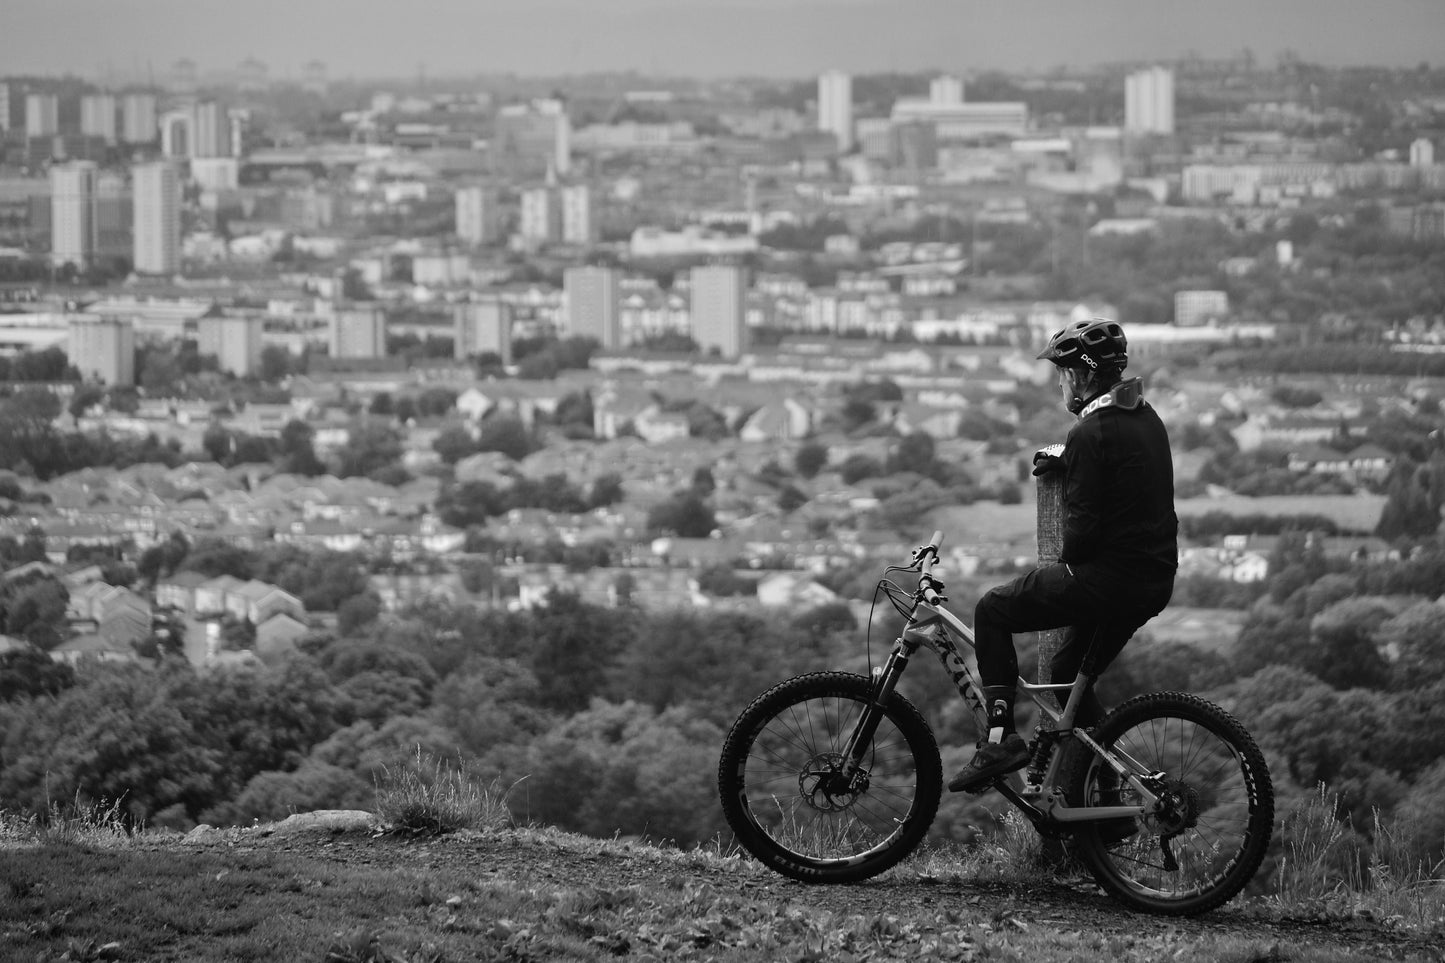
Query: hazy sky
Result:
<box><xmin>4</xmin><ymin>0</ymin><xmax>1444</xmax><ymax>81</ymax></box>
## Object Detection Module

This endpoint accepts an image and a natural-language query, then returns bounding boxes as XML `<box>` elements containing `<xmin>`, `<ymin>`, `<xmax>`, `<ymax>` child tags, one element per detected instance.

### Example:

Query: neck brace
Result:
<box><xmin>1078</xmin><ymin>377</ymin><xmax>1143</xmax><ymax>419</ymax></box>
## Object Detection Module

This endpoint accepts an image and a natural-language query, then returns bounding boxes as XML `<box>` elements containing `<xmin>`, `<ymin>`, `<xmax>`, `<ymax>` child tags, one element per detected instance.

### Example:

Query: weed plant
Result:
<box><xmin>373</xmin><ymin>745</ymin><xmax>516</xmax><ymax>836</ymax></box>
<box><xmin>1271</xmin><ymin>783</ymin><xmax>1445</xmax><ymax>931</ymax></box>
<box><xmin>0</xmin><ymin>790</ymin><xmax>134</xmax><ymax>847</ymax></box>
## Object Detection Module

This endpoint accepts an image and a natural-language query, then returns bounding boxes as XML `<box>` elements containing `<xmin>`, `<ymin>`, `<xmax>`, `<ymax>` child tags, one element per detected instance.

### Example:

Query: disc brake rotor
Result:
<box><xmin>798</xmin><ymin>752</ymin><xmax>866</xmax><ymax>812</ymax></box>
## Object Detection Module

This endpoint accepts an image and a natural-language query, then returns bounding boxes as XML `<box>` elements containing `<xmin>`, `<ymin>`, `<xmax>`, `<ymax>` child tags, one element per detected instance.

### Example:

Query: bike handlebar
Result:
<box><xmin>918</xmin><ymin>531</ymin><xmax>945</xmax><ymax>604</ymax></box>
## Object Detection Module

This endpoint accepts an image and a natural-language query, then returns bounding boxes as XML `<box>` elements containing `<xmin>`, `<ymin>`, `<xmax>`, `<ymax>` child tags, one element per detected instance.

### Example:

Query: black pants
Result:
<box><xmin>973</xmin><ymin>561</ymin><xmax>1174</xmax><ymax>727</ymax></box>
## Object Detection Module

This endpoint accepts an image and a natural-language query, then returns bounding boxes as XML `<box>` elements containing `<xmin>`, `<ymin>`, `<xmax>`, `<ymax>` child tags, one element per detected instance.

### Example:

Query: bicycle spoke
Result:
<box><xmin>735</xmin><ymin>683</ymin><xmax>928</xmax><ymax>864</ymax></box>
<box><xmin>1079</xmin><ymin>701</ymin><xmax>1268</xmax><ymax>910</ymax></box>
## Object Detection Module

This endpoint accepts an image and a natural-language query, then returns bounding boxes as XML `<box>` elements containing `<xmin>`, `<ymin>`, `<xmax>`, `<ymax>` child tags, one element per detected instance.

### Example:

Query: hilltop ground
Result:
<box><xmin>2</xmin><ymin>815</ymin><xmax>1440</xmax><ymax>963</ymax></box>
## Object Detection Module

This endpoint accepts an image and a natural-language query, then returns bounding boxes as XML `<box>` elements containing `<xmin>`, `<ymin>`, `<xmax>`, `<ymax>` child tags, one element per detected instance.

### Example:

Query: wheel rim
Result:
<box><xmin>1086</xmin><ymin>713</ymin><xmax>1260</xmax><ymax>900</ymax></box>
<box><xmin>738</xmin><ymin>693</ymin><xmax>922</xmax><ymax>865</ymax></box>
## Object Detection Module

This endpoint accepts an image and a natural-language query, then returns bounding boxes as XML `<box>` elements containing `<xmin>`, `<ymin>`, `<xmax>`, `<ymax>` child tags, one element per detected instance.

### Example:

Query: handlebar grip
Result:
<box><xmin>928</xmin><ymin>530</ymin><xmax>943</xmax><ymax>553</ymax></box>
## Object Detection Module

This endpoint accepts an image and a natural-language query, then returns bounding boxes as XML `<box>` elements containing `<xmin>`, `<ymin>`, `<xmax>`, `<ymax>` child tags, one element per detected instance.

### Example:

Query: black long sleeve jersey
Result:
<box><xmin>1059</xmin><ymin>378</ymin><xmax>1179</xmax><ymax>576</ymax></box>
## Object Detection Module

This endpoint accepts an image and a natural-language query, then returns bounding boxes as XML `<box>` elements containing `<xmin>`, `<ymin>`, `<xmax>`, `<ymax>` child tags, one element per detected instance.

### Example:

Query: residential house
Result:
<box><xmin>1232</xmin><ymin>412</ymin><xmax>1345</xmax><ymax>452</ymax></box>
<box><xmin>255</xmin><ymin>613</ymin><xmax>310</xmax><ymax>662</ymax></box>
<box><xmin>42</xmin><ymin>521</ymin><xmax>131</xmax><ymax>562</ymax></box>
<box><xmin>739</xmin><ymin>399</ymin><xmax>813</xmax><ymax>443</ymax></box>
<box><xmin>456</xmin><ymin>387</ymin><xmax>494</xmax><ymax>421</ymax></box>
<box><xmin>631</xmin><ymin>405</ymin><xmax>691</xmax><ymax>444</ymax></box>
<box><xmin>155</xmin><ymin>570</ymin><xmax>209</xmax><ymax>613</ymax></box>
<box><xmin>64</xmin><ymin>584</ymin><xmax>154</xmax><ymax>648</ymax></box>
<box><xmin>756</xmin><ymin>571</ymin><xmax>841</xmax><ymax>607</ymax></box>
<box><xmin>97</xmin><ymin>606</ymin><xmax>152</xmax><ymax>648</ymax></box>
<box><xmin>194</xmin><ymin>574</ymin><xmax>245</xmax><ymax>615</ymax></box>
<box><xmin>50</xmin><ymin>632</ymin><xmax>139</xmax><ymax>665</ymax></box>
<box><xmin>454</xmin><ymin>450</ymin><xmax>516</xmax><ymax>485</ymax></box>
<box><xmin>1286</xmin><ymin>443</ymin><xmax>1393</xmax><ymax>484</ymax></box>
<box><xmin>300</xmin><ymin>484</ymin><xmax>372</xmax><ymax>524</ymax></box>
<box><xmin>224</xmin><ymin>580</ymin><xmax>304</xmax><ymax>624</ymax></box>
<box><xmin>570</xmin><ymin>567</ymin><xmax>710</xmax><ymax>609</ymax></box>
<box><xmin>66</xmin><ymin>580</ymin><xmax>114</xmax><ymax>622</ymax></box>
<box><xmin>416</xmin><ymin>515</ymin><xmax>467</xmax><ymax>555</ymax></box>
<box><xmin>2</xmin><ymin>561</ymin><xmax>57</xmax><ymax>584</ymax></box>
<box><xmin>275</xmin><ymin>519</ymin><xmax>367</xmax><ymax>553</ymax></box>
<box><xmin>890</xmin><ymin>403</ymin><xmax>965</xmax><ymax>440</ymax></box>
<box><xmin>513</xmin><ymin>565</ymin><xmax>570</xmax><ymax>610</ymax></box>
<box><xmin>228</xmin><ymin>403</ymin><xmax>298</xmax><ymax>437</ymax></box>
<box><xmin>370</xmin><ymin>572</ymin><xmax>467</xmax><ymax>611</ymax></box>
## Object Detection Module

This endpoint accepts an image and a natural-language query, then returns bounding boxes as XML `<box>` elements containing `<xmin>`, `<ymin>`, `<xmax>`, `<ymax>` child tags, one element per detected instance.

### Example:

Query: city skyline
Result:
<box><xmin>3</xmin><ymin>0</ymin><xmax>1444</xmax><ymax>83</ymax></box>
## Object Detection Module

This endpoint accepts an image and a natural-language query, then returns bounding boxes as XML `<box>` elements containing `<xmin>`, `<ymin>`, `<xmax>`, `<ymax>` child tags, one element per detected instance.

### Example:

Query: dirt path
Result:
<box><xmin>181</xmin><ymin>824</ymin><xmax>1440</xmax><ymax>961</ymax></box>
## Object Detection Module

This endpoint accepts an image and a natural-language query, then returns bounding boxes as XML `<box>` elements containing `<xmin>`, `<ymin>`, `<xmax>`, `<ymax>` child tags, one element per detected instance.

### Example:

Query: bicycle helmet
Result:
<box><xmin>1036</xmin><ymin>317</ymin><xmax>1128</xmax><ymax>373</ymax></box>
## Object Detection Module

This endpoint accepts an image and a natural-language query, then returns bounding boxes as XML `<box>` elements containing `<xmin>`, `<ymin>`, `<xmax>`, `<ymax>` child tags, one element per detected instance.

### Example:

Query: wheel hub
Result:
<box><xmin>1148</xmin><ymin>779</ymin><xmax>1200</xmax><ymax>835</ymax></box>
<box><xmin>798</xmin><ymin>752</ymin><xmax>866</xmax><ymax>812</ymax></box>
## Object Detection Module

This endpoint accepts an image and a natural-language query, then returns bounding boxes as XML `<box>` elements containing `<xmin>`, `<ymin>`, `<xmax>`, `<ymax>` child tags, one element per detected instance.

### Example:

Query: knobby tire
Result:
<box><xmin>1067</xmin><ymin>691</ymin><xmax>1274</xmax><ymax>915</ymax></box>
<box><xmin>717</xmin><ymin>672</ymin><xmax>942</xmax><ymax>884</ymax></box>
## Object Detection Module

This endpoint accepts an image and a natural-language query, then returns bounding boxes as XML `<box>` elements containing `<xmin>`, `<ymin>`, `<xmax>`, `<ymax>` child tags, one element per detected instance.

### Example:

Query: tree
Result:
<box><xmin>1374</xmin><ymin>600</ymin><xmax>1445</xmax><ymax>690</ymax></box>
<box><xmin>335</xmin><ymin>420</ymin><xmax>404</xmax><ymax>478</ymax></box>
<box><xmin>646</xmin><ymin>492</ymin><xmax>716</xmax><ymax>537</ymax></box>
<box><xmin>841</xmin><ymin>398</ymin><xmax>877</xmax><ymax>431</ymax></box>
<box><xmin>521</xmin><ymin>701</ymin><xmax>725</xmax><ymax>845</ymax></box>
<box><xmin>476</xmin><ymin>416</ymin><xmax>536</xmax><ymax>461</ymax></box>
<box><xmin>433</xmin><ymin>425</ymin><xmax>480</xmax><ymax>465</ymax></box>
<box><xmin>202</xmin><ymin>424</ymin><xmax>233</xmax><ymax>463</ymax></box>
<box><xmin>414</xmin><ymin>388</ymin><xmax>458</xmax><ymax>418</ymax></box>
<box><xmin>587</xmin><ymin>473</ymin><xmax>624</xmax><ymax>509</ymax></box>
<box><xmin>890</xmin><ymin>431</ymin><xmax>936</xmax><ymax>474</ymax></box>
<box><xmin>794</xmin><ymin>441</ymin><xmax>829</xmax><ymax>479</ymax></box>
<box><xmin>0</xmin><ymin>575</ymin><xmax>70</xmax><ymax>648</ymax></box>
<box><xmin>839</xmin><ymin>454</ymin><xmax>882</xmax><ymax>485</ymax></box>
<box><xmin>278</xmin><ymin>419</ymin><xmax>325</xmax><ymax>476</ymax></box>
<box><xmin>1391</xmin><ymin>759</ymin><xmax>1445</xmax><ymax>868</ymax></box>
<box><xmin>5</xmin><ymin>346</ymin><xmax>72</xmax><ymax>382</ymax></box>
<box><xmin>0</xmin><ymin>647</ymin><xmax>75</xmax><ymax>701</ymax></box>
<box><xmin>179</xmin><ymin>539</ymin><xmax>256</xmax><ymax>580</ymax></box>
<box><xmin>67</xmin><ymin>384</ymin><xmax>105</xmax><ymax>418</ymax></box>
<box><xmin>436</xmin><ymin>480</ymin><xmax>506</xmax><ymax>528</ymax></box>
<box><xmin>260</xmin><ymin>345</ymin><xmax>296</xmax><ymax>383</ymax></box>
<box><xmin>0</xmin><ymin>663</ymin><xmax>225</xmax><ymax>822</ymax></box>
<box><xmin>337</xmin><ymin>593</ymin><xmax>383</xmax><ymax>635</ymax></box>
<box><xmin>778</xmin><ymin>483</ymin><xmax>808</xmax><ymax>512</ymax></box>
<box><xmin>428</xmin><ymin>656</ymin><xmax>552</xmax><ymax>764</ymax></box>
<box><xmin>1376</xmin><ymin>461</ymin><xmax>1441</xmax><ymax>540</ymax></box>
<box><xmin>525</xmin><ymin>590</ymin><xmax>631</xmax><ymax>714</ymax></box>
<box><xmin>553</xmin><ymin>391</ymin><xmax>594</xmax><ymax>438</ymax></box>
<box><xmin>0</xmin><ymin>390</ymin><xmax>69</xmax><ymax>478</ymax></box>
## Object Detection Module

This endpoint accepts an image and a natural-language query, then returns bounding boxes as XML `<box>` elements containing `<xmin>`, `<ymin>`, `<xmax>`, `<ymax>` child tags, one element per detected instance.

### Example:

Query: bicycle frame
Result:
<box><xmin>843</xmin><ymin>532</ymin><xmax>1164</xmax><ymax>830</ymax></box>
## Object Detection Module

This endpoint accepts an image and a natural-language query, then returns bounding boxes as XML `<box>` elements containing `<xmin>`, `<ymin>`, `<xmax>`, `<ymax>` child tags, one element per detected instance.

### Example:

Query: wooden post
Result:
<box><xmin>1035</xmin><ymin>467</ymin><xmax>1072</xmax><ymax>870</ymax></box>
<box><xmin>1035</xmin><ymin>470</ymin><xmax>1065</xmax><ymax>694</ymax></box>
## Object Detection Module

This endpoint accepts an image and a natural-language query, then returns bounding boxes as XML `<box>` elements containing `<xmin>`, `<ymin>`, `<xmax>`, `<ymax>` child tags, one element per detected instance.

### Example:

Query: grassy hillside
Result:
<box><xmin>2</xmin><ymin>790</ymin><xmax>1442</xmax><ymax>963</ymax></box>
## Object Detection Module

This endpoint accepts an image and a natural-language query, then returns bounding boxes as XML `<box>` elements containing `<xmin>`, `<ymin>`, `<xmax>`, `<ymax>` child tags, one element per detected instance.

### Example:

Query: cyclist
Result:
<box><xmin>950</xmin><ymin>317</ymin><xmax>1178</xmax><ymax>793</ymax></box>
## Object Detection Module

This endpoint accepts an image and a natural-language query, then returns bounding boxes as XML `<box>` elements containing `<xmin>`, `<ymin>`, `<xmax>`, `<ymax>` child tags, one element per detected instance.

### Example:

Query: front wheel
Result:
<box><xmin>718</xmin><ymin>672</ymin><xmax>942</xmax><ymax>884</ymax></box>
<box><xmin>1068</xmin><ymin>691</ymin><xmax>1274</xmax><ymax>915</ymax></box>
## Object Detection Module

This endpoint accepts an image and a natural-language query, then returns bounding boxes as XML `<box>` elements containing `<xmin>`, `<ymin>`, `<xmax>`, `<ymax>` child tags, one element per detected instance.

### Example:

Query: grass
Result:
<box><xmin>0</xmin><ymin>789</ymin><xmax>135</xmax><ymax>848</ymax></box>
<box><xmin>1</xmin><ymin>825</ymin><xmax>1429</xmax><ymax>963</ymax></box>
<box><xmin>372</xmin><ymin>746</ymin><xmax>517</xmax><ymax>836</ymax></box>
<box><xmin>1268</xmin><ymin>784</ymin><xmax>1445</xmax><ymax>933</ymax></box>
<box><xmin>2</xmin><ymin>763</ymin><xmax>1443</xmax><ymax>962</ymax></box>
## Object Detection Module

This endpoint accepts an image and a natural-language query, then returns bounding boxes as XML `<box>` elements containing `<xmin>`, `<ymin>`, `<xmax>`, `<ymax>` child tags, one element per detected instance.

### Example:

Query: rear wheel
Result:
<box><xmin>1068</xmin><ymin>691</ymin><xmax>1273</xmax><ymax>915</ymax></box>
<box><xmin>718</xmin><ymin>672</ymin><xmax>942</xmax><ymax>884</ymax></box>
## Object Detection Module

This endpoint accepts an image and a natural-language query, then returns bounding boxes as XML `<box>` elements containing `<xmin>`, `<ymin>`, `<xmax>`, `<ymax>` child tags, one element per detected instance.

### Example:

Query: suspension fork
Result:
<box><xmin>838</xmin><ymin>641</ymin><xmax>915</xmax><ymax>775</ymax></box>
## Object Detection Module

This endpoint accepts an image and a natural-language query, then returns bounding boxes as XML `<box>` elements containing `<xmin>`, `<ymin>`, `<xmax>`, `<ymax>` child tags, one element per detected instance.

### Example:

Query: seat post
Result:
<box><xmin>1055</xmin><ymin>672</ymin><xmax>1097</xmax><ymax>730</ymax></box>
<box><xmin>1053</xmin><ymin>626</ymin><xmax>1104</xmax><ymax>731</ymax></box>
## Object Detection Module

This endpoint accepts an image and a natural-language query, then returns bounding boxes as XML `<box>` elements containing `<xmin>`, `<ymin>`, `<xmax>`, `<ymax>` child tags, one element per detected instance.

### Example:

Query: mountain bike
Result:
<box><xmin>717</xmin><ymin>531</ymin><xmax>1274</xmax><ymax>916</ymax></box>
